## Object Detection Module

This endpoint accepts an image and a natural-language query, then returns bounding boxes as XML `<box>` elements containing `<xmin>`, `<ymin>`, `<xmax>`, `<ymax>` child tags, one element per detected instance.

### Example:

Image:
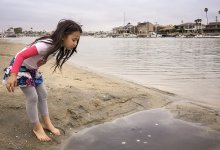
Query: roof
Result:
<box><xmin>178</xmin><ymin>22</ymin><xmax>195</xmax><ymax>26</ymax></box>
<box><xmin>208</xmin><ymin>22</ymin><xmax>220</xmax><ymax>25</ymax></box>
<box><xmin>160</xmin><ymin>26</ymin><xmax>175</xmax><ymax>31</ymax></box>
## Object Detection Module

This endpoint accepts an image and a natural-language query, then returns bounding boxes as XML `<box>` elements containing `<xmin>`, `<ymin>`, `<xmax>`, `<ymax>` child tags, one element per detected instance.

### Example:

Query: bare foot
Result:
<box><xmin>33</xmin><ymin>123</ymin><xmax>51</xmax><ymax>142</ymax></box>
<box><xmin>41</xmin><ymin>122</ymin><xmax>61</xmax><ymax>136</ymax></box>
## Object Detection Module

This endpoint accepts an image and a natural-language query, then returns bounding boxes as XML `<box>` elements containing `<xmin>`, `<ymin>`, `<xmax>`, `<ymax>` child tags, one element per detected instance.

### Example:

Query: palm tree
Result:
<box><xmin>180</xmin><ymin>26</ymin><xmax>184</xmax><ymax>34</ymax></box>
<box><xmin>197</xmin><ymin>19</ymin><xmax>202</xmax><ymax>33</ymax></box>
<box><xmin>194</xmin><ymin>19</ymin><xmax>202</xmax><ymax>33</ymax></box>
<box><xmin>194</xmin><ymin>19</ymin><xmax>198</xmax><ymax>33</ymax></box>
<box><xmin>204</xmin><ymin>8</ymin><xmax>208</xmax><ymax>25</ymax></box>
<box><xmin>219</xmin><ymin>11</ymin><xmax>220</xmax><ymax>21</ymax></box>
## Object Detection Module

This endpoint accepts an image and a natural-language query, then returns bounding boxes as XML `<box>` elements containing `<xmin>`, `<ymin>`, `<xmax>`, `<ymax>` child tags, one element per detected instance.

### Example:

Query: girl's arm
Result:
<box><xmin>11</xmin><ymin>45</ymin><xmax>38</xmax><ymax>74</ymax></box>
<box><xmin>6</xmin><ymin>45</ymin><xmax>39</xmax><ymax>92</ymax></box>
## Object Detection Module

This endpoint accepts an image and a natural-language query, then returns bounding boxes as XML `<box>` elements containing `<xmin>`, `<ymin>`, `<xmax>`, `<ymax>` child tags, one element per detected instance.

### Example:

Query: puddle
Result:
<box><xmin>63</xmin><ymin>108</ymin><xmax>220</xmax><ymax>150</ymax></box>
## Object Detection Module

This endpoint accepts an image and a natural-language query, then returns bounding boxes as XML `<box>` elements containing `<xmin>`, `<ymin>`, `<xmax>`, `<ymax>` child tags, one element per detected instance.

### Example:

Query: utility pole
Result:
<box><xmin>123</xmin><ymin>12</ymin><xmax>126</xmax><ymax>37</ymax></box>
<box><xmin>124</xmin><ymin>12</ymin><xmax>125</xmax><ymax>26</ymax></box>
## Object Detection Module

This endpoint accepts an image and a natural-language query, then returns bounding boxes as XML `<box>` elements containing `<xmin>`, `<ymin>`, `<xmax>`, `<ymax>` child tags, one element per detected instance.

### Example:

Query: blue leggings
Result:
<box><xmin>20</xmin><ymin>83</ymin><xmax>49</xmax><ymax>123</ymax></box>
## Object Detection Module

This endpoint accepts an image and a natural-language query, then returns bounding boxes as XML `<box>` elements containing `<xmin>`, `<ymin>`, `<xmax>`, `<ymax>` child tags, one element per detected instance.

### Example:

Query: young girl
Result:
<box><xmin>3</xmin><ymin>19</ymin><xmax>82</xmax><ymax>141</ymax></box>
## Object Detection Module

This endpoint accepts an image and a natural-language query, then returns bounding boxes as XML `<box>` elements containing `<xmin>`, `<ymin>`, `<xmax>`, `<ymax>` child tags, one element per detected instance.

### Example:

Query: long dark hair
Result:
<box><xmin>32</xmin><ymin>19</ymin><xmax>82</xmax><ymax>71</ymax></box>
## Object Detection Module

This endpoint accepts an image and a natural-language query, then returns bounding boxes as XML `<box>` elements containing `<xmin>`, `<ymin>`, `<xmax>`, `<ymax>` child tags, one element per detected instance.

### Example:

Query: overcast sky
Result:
<box><xmin>0</xmin><ymin>0</ymin><xmax>219</xmax><ymax>31</ymax></box>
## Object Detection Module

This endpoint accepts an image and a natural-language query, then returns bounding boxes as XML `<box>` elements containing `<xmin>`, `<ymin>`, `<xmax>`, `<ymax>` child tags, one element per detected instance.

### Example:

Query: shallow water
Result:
<box><xmin>71</xmin><ymin>37</ymin><xmax>220</xmax><ymax>107</ymax></box>
<box><xmin>63</xmin><ymin>108</ymin><xmax>220</xmax><ymax>150</ymax></box>
<box><xmin>3</xmin><ymin>37</ymin><xmax>220</xmax><ymax>107</ymax></box>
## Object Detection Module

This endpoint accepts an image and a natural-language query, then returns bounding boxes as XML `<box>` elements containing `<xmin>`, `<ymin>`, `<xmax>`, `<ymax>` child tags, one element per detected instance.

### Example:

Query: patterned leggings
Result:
<box><xmin>20</xmin><ymin>83</ymin><xmax>49</xmax><ymax>123</ymax></box>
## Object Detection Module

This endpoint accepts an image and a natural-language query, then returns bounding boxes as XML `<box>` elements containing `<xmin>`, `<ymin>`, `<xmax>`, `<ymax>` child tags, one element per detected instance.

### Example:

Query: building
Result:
<box><xmin>112</xmin><ymin>26</ymin><xmax>125</xmax><ymax>34</ymax></box>
<box><xmin>203</xmin><ymin>22</ymin><xmax>220</xmax><ymax>35</ymax></box>
<box><xmin>4</xmin><ymin>27</ymin><xmax>16</xmax><ymax>37</ymax></box>
<box><xmin>175</xmin><ymin>22</ymin><xmax>205</xmax><ymax>34</ymax></box>
<box><xmin>124</xmin><ymin>23</ymin><xmax>136</xmax><ymax>34</ymax></box>
<box><xmin>112</xmin><ymin>23</ymin><xmax>136</xmax><ymax>34</ymax></box>
<box><xmin>158</xmin><ymin>25</ymin><xmax>175</xmax><ymax>34</ymax></box>
<box><xmin>112</xmin><ymin>22</ymin><xmax>153</xmax><ymax>35</ymax></box>
<box><xmin>136</xmin><ymin>22</ymin><xmax>154</xmax><ymax>35</ymax></box>
<box><xmin>175</xmin><ymin>23</ymin><xmax>196</xmax><ymax>33</ymax></box>
<box><xmin>0</xmin><ymin>32</ymin><xmax>3</xmax><ymax>38</ymax></box>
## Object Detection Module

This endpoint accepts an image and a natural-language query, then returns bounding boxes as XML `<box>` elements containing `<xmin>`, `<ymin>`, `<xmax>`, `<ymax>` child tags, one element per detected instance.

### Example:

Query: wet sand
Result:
<box><xmin>0</xmin><ymin>39</ymin><xmax>220</xmax><ymax>150</ymax></box>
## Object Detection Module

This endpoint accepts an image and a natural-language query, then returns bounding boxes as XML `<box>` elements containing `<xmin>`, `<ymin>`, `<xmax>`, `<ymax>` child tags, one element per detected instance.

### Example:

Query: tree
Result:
<box><xmin>180</xmin><ymin>26</ymin><xmax>184</xmax><ymax>34</ymax></box>
<box><xmin>204</xmin><ymin>8</ymin><xmax>208</xmax><ymax>25</ymax></box>
<box><xmin>14</xmin><ymin>27</ymin><xmax>22</xmax><ymax>34</ymax></box>
<box><xmin>197</xmin><ymin>19</ymin><xmax>202</xmax><ymax>33</ymax></box>
<box><xmin>219</xmin><ymin>11</ymin><xmax>220</xmax><ymax>21</ymax></box>
<box><xmin>194</xmin><ymin>19</ymin><xmax>202</xmax><ymax>33</ymax></box>
<box><xmin>194</xmin><ymin>19</ymin><xmax>198</xmax><ymax>32</ymax></box>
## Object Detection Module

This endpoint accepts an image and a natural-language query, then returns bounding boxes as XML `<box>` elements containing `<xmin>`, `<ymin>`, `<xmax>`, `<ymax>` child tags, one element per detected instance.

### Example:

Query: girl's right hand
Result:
<box><xmin>6</xmin><ymin>73</ymin><xmax>17</xmax><ymax>92</ymax></box>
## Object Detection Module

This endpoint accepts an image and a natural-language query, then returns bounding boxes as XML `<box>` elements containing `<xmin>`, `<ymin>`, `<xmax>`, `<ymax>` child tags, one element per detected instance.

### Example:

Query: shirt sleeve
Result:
<box><xmin>11</xmin><ymin>45</ymin><xmax>38</xmax><ymax>74</ymax></box>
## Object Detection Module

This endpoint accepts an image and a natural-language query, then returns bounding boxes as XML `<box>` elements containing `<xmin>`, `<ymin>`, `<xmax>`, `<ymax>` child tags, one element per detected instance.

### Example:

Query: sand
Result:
<box><xmin>0</xmin><ymin>39</ymin><xmax>219</xmax><ymax>150</ymax></box>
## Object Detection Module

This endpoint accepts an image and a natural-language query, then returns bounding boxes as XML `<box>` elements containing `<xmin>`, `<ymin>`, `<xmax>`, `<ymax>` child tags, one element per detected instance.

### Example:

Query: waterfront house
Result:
<box><xmin>157</xmin><ymin>25</ymin><xmax>176</xmax><ymax>36</ymax></box>
<box><xmin>4</xmin><ymin>27</ymin><xmax>16</xmax><ymax>37</ymax></box>
<box><xmin>0</xmin><ymin>32</ymin><xmax>3</xmax><ymax>38</ymax></box>
<box><xmin>112</xmin><ymin>26</ymin><xmax>124</xmax><ymax>34</ymax></box>
<box><xmin>113</xmin><ymin>23</ymin><xmax>136</xmax><ymax>34</ymax></box>
<box><xmin>112</xmin><ymin>21</ymin><xmax>154</xmax><ymax>37</ymax></box>
<box><xmin>124</xmin><ymin>23</ymin><xmax>136</xmax><ymax>34</ymax></box>
<box><xmin>136</xmin><ymin>22</ymin><xmax>154</xmax><ymax>35</ymax></box>
<box><xmin>175</xmin><ymin>23</ymin><xmax>196</xmax><ymax>33</ymax></box>
<box><xmin>203</xmin><ymin>22</ymin><xmax>220</xmax><ymax>35</ymax></box>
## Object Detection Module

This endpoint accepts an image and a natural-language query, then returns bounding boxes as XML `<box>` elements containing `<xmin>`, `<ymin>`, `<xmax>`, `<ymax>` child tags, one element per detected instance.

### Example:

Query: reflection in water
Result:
<box><xmin>71</xmin><ymin>37</ymin><xmax>220</xmax><ymax>106</ymax></box>
<box><xmin>63</xmin><ymin>109</ymin><xmax>220</xmax><ymax>150</ymax></box>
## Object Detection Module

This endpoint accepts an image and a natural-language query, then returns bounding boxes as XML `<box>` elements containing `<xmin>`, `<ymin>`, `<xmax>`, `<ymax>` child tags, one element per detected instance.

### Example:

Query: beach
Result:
<box><xmin>0</xmin><ymin>39</ymin><xmax>220</xmax><ymax>150</ymax></box>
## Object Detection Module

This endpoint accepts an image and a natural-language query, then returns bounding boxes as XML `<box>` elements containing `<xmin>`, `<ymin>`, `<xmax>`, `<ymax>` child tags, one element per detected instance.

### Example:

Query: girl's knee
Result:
<box><xmin>38</xmin><ymin>90</ymin><xmax>47</xmax><ymax>100</ymax></box>
<box><xmin>36</xmin><ymin>84</ymin><xmax>47</xmax><ymax>100</ymax></box>
<box><xmin>28</xmin><ymin>93</ymin><xmax>38</xmax><ymax>103</ymax></box>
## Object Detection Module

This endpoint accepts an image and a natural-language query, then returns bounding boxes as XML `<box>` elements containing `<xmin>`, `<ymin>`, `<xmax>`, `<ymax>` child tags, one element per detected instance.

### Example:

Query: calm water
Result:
<box><xmin>4</xmin><ymin>37</ymin><xmax>220</xmax><ymax>107</ymax></box>
<box><xmin>63</xmin><ymin>108</ymin><xmax>220</xmax><ymax>150</ymax></box>
<box><xmin>71</xmin><ymin>37</ymin><xmax>220</xmax><ymax>107</ymax></box>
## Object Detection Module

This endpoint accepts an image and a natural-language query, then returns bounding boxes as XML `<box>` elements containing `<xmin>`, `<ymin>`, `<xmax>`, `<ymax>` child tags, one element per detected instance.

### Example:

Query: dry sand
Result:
<box><xmin>0</xmin><ymin>39</ymin><xmax>220</xmax><ymax>150</ymax></box>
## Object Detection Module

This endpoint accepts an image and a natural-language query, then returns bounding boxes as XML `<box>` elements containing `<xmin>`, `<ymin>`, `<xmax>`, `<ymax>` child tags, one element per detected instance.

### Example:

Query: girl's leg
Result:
<box><xmin>35</xmin><ymin>83</ymin><xmax>60</xmax><ymax>136</ymax></box>
<box><xmin>20</xmin><ymin>86</ymin><xmax>51</xmax><ymax>141</ymax></box>
<box><xmin>35</xmin><ymin>83</ymin><xmax>49</xmax><ymax>116</ymax></box>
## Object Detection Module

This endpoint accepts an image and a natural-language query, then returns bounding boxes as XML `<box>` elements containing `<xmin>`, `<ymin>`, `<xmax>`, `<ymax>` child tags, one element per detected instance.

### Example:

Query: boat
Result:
<box><xmin>195</xmin><ymin>35</ymin><xmax>220</xmax><ymax>38</ymax></box>
<box><xmin>6</xmin><ymin>33</ymin><xmax>17</xmax><ymax>37</ymax></box>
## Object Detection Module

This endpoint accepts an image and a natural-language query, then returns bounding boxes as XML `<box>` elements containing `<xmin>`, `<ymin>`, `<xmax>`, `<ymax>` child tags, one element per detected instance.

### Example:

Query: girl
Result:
<box><xmin>3</xmin><ymin>19</ymin><xmax>82</xmax><ymax>141</ymax></box>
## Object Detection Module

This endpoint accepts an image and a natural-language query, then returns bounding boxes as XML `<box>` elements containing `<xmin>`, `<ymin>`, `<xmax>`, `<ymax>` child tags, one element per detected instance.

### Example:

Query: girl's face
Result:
<box><xmin>63</xmin><ymin>31</ymin><xmax>81</xmax><ymax>50</ymax></box>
